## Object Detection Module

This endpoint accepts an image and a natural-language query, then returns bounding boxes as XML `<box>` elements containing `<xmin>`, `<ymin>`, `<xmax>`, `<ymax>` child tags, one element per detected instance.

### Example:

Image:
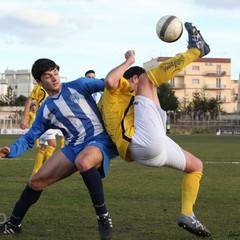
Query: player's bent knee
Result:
<box><xmin>29</xmin><ymin>175</ymin><xmax>48</xmax><ymax>191</ymax></box>
<box><xmin>195</xmin><ymin>158</ymin><xmax>203</xmax><ymax>172</ymax></box>
<box><xmin>75</xmin><ymin>158</ymin><xmax>101</xmax><ymax>172</ymax></box>
<box><xmin>185</xmin><ymin>156</ymin><xmax>203</xmax><ymax>172</ymax></box>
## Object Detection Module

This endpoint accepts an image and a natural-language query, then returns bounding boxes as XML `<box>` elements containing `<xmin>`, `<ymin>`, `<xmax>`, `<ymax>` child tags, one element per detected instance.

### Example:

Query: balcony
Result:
<box><xmin>170</xmin><ymin>83</ymin><xmax>185</xmax><ymax>89</ymax></box>
<box><xmin>176</xmin><ymin>70</ymin><xmax>186</xmax><ymax>76</ymax></box>
<box><xmin>204</xmin><ymin>84</ymin><xmax>226</xmax><ymax>89</ymax></box>
<box><xmin>203</xmin><ymin>71</ymin><xmax>226</xmax><ymax>77</ymax></box>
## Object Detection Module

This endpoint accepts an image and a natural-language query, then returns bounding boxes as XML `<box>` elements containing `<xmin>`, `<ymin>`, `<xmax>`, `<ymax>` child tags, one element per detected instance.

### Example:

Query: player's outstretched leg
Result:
<box><xmin>178</xmin><ymin>214</ymin><xmax>211</xmax><ymax>237</ymax></box>
<box><xmin>185</xmin><ymin>22</ymin><xmax>210</xmax><ymax>57</ymax></box>
<box><xmin>0</xmin><ymin>221</ymin><xmax>22</xmax><ymax>235</ymax></box>
<box><xmin>97</xmin><ymin>212</ymin><xmax>113</xmax><ymax>240</ymax></box>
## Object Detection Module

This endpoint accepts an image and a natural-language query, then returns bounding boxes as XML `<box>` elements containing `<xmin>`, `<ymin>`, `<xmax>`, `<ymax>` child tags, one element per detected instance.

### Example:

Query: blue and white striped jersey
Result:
<box><xmin>8</xmin><ymin>77</ymin><xmax>106</xmax><ymax>157</ymax></box>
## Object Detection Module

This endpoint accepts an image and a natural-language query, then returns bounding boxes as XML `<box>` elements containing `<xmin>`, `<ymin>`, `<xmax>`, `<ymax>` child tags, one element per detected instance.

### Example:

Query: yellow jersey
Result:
<box><xmin>98</xmin><ymin>77</ymin><xmax>135</xmax><ymax>162</ymax></box>
<box><xmin>30</xmin><ymin>85</ymin><xmax>48</xmax><ymax>110</ymax></box>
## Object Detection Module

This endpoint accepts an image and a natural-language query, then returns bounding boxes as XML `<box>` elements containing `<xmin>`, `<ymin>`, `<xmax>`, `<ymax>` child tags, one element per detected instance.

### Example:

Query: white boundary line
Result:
<box><xmin>1</xmin><ymin>159</ymin><xmax>240</xmax><ymax>164</ymax></box>
<box><xmin>0</xmin><ymin>158</ymin><xmax>34</xmax><ymax>161</ymax></box>
<box><xmin>205</xmin><ymin>161</ymin><xmax>240</xmax><ymax>164</ymax></box>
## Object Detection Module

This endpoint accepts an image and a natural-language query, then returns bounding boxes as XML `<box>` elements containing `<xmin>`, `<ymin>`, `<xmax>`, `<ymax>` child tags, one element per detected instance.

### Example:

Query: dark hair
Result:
<box><xmin>31</xmin><ymin>58</ymin><xmax>60</xmax><ymax>80</ymax></box>
<box><xmin>85</xmin><ymin>69</ymin><xmax>95</xmax><ymax>77</ymax></box>
<box><xmin>123</xmin><ymin>66</ymin><xmax>146</xmax><ymax>79</ymax></box>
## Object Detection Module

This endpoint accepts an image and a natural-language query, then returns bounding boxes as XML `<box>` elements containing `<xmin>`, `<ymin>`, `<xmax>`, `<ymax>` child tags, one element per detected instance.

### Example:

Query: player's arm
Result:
<box><xmin>3</xmin><ymin>126</ymin><xmax>44</xmax><ymax>158</ymax></box>
<box><xmin>86</xmin><ymin>78</ymin><xmax>105</xmax><ymax>93</ymax></box>
<box><xmin>0</xmin><ymin>130</ymin><xmax>36</xmax><ymax>158</ymax></box>
<box><xmin>6</xmin><ymin>131</ymin><xmax>36</xmax><ymax>158</ymax></box>
<box><xmin>105</xmin><ymin>50</ymin><xmax>135</xmax><ymax>90</ymax></box>
<box><xmin>2</xmin><ymin>108</ymin><xmax>46</xmax><ymax>158</ymax></box>
<box><xmin>20</xmin><ymin>97</ymin><xmax>33</xmax><ymax>129</ymax></box>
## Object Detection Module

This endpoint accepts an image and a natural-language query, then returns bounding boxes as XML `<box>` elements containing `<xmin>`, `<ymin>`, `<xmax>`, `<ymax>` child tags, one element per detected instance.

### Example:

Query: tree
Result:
<box><xmin>0</xmin><ymin>99</ymin><xmax>7</xmax><ymax>106</ymax></box>
<box><xmin>187</xmin><ymin>91</ymin><xmax>222</xmax><ymax>119</ymax></box>
<box><xmin>0</xmin><ymin>87</ymin><xmax>27</xmax><ymax>106</ymax></box>
<box><xmin>14</xmin><ymin>95</ymin><xmax>27</xmax><ymax>106</ymax></box>
<box><xmin>157</xmin><ymin>83</ymin><xmax>179</xmax><ymax>111</ymax></box>
<box><xmin>0</xmin><ymin>86</ymin><xmax>17</xmax><ymax>106</ymax></box>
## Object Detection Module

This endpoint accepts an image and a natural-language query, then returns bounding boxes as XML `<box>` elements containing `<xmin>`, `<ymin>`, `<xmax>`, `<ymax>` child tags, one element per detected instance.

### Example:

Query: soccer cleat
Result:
<box><xmin>97</xmin><ymin>212</ymin><xmax>113</xmax><ymax>240</ymax></box>
<box><xmin>184</xmin><ymin>22</ymin><xmax>210</xmax><ymax>57</ymax></box>
<box><xmin>178</xmin><ymin>214</ymin><xmax>211</xmax><ymax>238</ymax></box>
<box><xmin>0</xmin><ymin>221</ymin><xmax>22</xmax><ymax>235</ymax></box>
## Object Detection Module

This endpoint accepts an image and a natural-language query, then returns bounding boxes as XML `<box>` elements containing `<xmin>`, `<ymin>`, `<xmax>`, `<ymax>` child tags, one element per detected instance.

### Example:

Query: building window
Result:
<box><xmin>192</xmin><ymin>79</ymin><xmax>200</xmax><ymax>84</ymax></box>
<box><xmin>216</xmin><ymin>65</ymin><xmax>221</xmax><ymax>75</ymax></box>
<box><xmin>216</xmin><ymin>93</ymin><xmax>221</xmax><ymax>101</ymax></box>
<box><xmin>170</xmin><ymin>78</ymin><xmax>175</xmax><ymax>87</ymax></box>
<box><xmin>192</xmin><ymin>65</ymin><xmax>200</xmax><ymax>71</ymax></box>
<box><xmin>216</xmin><ymin>78</ymin><xmax>221</xmax><ymax>88</ymax></box>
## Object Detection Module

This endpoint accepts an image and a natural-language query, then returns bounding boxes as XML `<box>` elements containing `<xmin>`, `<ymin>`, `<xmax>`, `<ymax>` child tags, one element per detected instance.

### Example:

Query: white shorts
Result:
<box><xmin>54</xmin><ymin>129</ymin><xmax>63</xmax><ymax>137</ymax></box>
<box><xmin>129</xmin><ymin>95</ymin><xmax>186</xmax><ymax>171</ymax></box>
<box><xmin>39</xmin><ymin>129</ymin><xmax>58</xmax><ymax>145</ymax></box>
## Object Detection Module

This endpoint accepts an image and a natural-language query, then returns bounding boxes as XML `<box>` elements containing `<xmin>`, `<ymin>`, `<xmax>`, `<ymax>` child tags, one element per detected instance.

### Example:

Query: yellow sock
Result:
<box><xmin>60</xmin><ymin>136</ymin><xmax>65</xmax><ymax>148</ymax></box>
<box><xmin>42</xmin><ymin>145</ymin><xmax>55</xmax><ymax>164</ymax></box>
<box><xmin>35</xmin><ymin>138</ymin><xmax>39</xmax><ymax>147</ymax></box>
<box><xmin>32</xmin><ymin>150</ymin><xmax>45</xmax><ymax>175</ymax></box>
<box><xmin>181</xmin><ymin>171</ymin><xmax>203</xmax><ymax>216</ymax></box>
<box><xmin>146</xmin><ymin>48</ymin><xmax>201</xmax><ymax>87</ymax></box>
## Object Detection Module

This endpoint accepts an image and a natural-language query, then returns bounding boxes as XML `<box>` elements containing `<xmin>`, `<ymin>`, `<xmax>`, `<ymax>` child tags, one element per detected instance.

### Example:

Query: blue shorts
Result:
<box><xmin>61</xmin><ymin>133</ymin><xmax>118</xmax><ymax>178</ymax></box>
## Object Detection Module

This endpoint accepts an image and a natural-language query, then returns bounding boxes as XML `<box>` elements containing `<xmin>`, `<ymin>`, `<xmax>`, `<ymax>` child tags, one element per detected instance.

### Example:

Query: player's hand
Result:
<box><xmin>0</xmin><ymin>147</ymin><xmax>10</xmax><ymax>158</ymax></box>
<box><xmin>125</xmin><ymin>50</ymin><xmax>135</xmax><ymax>64</ymax></box>
<box><xmin>20</xmin><ymin>119</ymin><xmax>28</xmax><ymax>129</ymax></box>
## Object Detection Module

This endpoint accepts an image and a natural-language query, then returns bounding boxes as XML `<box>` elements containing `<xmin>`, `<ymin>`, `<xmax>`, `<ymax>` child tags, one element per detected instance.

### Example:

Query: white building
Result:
<box><xmin>0</xmin><ymin>69</ymin><xmax>35</xmax><ymax>98</ymax></box>
<box><xmin>0</xmin><ymin>69</ymin><xmax>68</xmax><ymax>98</ymax></box>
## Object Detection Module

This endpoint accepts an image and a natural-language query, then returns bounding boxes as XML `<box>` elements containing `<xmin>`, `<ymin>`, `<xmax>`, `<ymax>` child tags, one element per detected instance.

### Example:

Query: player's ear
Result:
<box><xmin>131</xmin><ymin>74</ymin><xmax>139</xmax><ymax>83</ymax></box>
<box><xmin>36</xmin><ymin>79</ymin><xmax>43</xmax><ymax>86</ymax></box>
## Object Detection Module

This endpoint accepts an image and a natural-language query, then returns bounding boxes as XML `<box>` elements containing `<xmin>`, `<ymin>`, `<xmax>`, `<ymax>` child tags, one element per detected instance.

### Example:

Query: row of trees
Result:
<box><xmin>157</xmin><ymin>83</ymin><xmax>222</xmax><ymax>115</ymax></box>
<box><xmin>0</xmin><ymin>86</ymin><xmax>27</xmax><ymax>106</ymax></box>
<box><xmin>0</xmin><ymin>84</ymin><xmax>222</xmax><ymax>115</ymax></box>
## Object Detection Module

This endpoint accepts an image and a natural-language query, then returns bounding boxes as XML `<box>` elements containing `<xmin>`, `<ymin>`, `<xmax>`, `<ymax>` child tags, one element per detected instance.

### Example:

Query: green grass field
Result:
<box><xmin>0</xmin><ymin>134</ymin><xmax>240</xmax><ymax>240</ymax></box>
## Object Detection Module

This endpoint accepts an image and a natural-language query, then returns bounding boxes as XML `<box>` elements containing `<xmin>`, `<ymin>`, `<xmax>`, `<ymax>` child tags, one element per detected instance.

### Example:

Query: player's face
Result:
<box><xmin>31</xmin><ymin>105</ymin><xmax>37</xmax><ymax>112</ymax></box>
<box><xmin>86</xmin><ymin>72</ymin><xmax>95</xmax><ymax>78</ymax></box>
<box><xmin>38</xmin><ymin>68</ymin><xmax>61</xmax><ymax>95</ymax></box>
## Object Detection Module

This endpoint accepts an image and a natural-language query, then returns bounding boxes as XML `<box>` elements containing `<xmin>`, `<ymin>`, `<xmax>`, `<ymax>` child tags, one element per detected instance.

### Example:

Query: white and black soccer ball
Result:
<box><xmin>156</xmin><ymin>15</ymin><xmax>183</xmax><ymax>43</ymax></box>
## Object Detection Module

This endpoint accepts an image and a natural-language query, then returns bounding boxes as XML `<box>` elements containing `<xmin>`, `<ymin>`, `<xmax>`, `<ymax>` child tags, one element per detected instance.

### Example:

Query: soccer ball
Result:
<box><xmin>156</xmin><ymin>15</ymin><xmax>183</xmax><ymax>43</ymax></box>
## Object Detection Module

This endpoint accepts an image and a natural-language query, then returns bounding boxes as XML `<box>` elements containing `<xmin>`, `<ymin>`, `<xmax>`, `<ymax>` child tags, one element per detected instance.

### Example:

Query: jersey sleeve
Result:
<box><xmin>109</xmin><ymin>77</ymin><xmax>132</xmax><ymax>94</ymax></box>
<box><xmin>8</xmin><ymin>107</ymin><xmax>47</xmax><ymax>158</ymax></box>
<box><xmin>8</xmin><ymin>129</ymin><xmax>37</xmax><ymax>158</ymax></box>
<box><xmin>74</xmin><ymin>77</ymin><xmax>105</xmax><ymax>94</ymax></box>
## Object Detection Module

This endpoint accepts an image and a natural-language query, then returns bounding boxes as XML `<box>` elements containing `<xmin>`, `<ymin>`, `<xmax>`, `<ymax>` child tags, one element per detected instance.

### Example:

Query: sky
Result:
<box><xmin>0</xmin><ymin>0</ymin><xmax>240</xmax><ymax>81</ymax></box>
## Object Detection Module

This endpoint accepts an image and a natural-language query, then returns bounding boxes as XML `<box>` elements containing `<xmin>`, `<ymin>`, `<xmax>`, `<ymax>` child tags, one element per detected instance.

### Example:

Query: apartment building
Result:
<box><xmin>0</xmin><ymin>69</ymin><xmax>35</xmax><ymax>98</ymax></box>
<box><xmin>0</xmin><ymin>69</ymin><xmax>68</xmax><ymax>98</ymax></box>
<box><xmin>143</xmin><ymin>57</ymin><xmax>239</xmax><ymax>113</ymax></box>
